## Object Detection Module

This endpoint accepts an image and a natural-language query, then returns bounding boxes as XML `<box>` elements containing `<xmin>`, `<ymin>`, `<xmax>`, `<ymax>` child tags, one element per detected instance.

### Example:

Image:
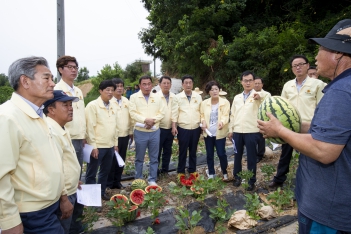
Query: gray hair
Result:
<box><xmin>8</xmin><ymin>56</ymin><xmax>49</xmax><ymax>91</ymax></box>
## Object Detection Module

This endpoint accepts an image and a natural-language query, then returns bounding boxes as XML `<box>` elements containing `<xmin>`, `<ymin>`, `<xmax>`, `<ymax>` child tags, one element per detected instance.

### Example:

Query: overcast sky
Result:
<box><xmin>0</xmin><ymin>0</ymin><xmax>161</xmax><ymax>77</ymax></box>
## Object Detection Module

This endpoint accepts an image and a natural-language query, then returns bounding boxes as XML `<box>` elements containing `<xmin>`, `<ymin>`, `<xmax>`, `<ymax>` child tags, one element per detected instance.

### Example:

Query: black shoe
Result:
<box><xmin>101</xmin><ymin>194</ymin><xmax>110</xmax><ymax>201</ymax></box>
<box><xmin>256</xmin><ymin>157</ymin><xmax>263</xmax><ymax>163</ymax></box>
<box><xmin>233</xmin><ymin>179</ymin><xmax>241</xmax><ymax>187</ymax></box>
<box><xmin>109</xmin><ymin>182</ymin><xmax>125</xmax><ymax>189</ymax></box>
<box><xmin>94</xmin><ymin>206</ymin><xmax>102</xmax><ymax>213</ymax></box>
<box><xmin>246</xmin><ymin>183</ymin><xmax>255</xmax><ymax>191</ymax></box>
<box><xmin>268</xmin><ymin>181</ymin><xmax>283</xmax><ymax>189</ymax></box>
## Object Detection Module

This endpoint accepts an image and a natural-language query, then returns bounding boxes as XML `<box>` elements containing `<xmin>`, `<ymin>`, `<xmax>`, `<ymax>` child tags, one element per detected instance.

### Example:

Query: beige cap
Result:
<box><xmin>193</xmin><ymin>87</ymin><xmax>203</xmax><ymax>94</ymax></box>
<box><xmin>219</xmin><ymin>89</ymin><xmax>227</xmax><ymax>96</ymax></box>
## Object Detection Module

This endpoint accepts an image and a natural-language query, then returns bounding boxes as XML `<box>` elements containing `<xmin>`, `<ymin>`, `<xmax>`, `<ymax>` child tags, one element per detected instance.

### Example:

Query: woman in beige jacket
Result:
<box><xmin>200</xmin><ymin>81</ymin><xmax>230</xmax><ymax>180</ymax></box>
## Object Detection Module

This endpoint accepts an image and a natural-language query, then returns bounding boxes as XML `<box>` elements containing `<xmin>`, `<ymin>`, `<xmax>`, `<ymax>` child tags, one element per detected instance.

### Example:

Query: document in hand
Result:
<box><xmin>77</xmin><ymin>184</ymin><xmax>102</xmax><ymax>206</ymax></box>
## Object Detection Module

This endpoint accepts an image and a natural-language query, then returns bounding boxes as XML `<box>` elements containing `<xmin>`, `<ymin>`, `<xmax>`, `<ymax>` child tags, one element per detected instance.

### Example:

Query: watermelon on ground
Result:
<box><xmin>130</xmin><ymin>189</ymin><xmax>146</xmax><ymax>205</ymax></box>
<box><xmin>258</xmin><ymin>96</ymin><xmax>301</xmax><ymax>144</ymax></box>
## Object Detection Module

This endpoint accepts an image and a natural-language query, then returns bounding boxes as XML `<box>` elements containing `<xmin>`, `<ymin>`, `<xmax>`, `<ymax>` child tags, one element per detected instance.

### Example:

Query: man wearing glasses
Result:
<box><xmin>268</xmin><ymin>55</ymin><xmax>325</xmax><ymax>189</ymax></box>
<box><xmin>55</xmin><ymin>56</ymin><xmax>86</xmax><ymax>233</ymax></box>
<box><xmin>228</xmin><ymin>71</ymin><xmax>263</xmax><ymax>191</ymax></box>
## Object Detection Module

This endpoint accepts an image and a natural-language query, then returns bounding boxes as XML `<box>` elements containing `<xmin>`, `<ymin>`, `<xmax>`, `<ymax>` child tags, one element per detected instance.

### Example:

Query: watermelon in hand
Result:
<box><xmin>258</xmin><ymin>96</ymin><xmax>301</xmax><ymax>144</ymax></box>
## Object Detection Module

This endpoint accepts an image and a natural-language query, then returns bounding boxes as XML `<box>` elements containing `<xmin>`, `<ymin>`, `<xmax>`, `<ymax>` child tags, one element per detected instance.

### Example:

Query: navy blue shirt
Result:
<box><xmin>296</xmin><ymin>68</ymin><xmax>351</xmax><ymax>232</ymax></box>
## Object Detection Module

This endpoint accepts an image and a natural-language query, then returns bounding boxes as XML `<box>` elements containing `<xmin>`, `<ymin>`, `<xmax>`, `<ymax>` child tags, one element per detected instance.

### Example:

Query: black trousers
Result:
<box><xmin>257</xmin><ymin>133</ymin><xmax>265</xmax><ymax>160</ymax></box>
<box><xmin>273</xmin><ymin>143</ymin><xmax>294</xmax><ymax>183</ymax></box>
<box><xmin>107</xmin><ymin>135</ymin><xmax>130</xmax><ymax>187</ymax></box>
<box><xmin>177</xmin><ymin>126</ymin><xmax>201</xmax><ymax>174</ymax></box>
<box><xmin>233</xmin><ymin>132</ymin><xmax>260</xmax><ymax>185</ymax></box>
<box><xmin>158</xmin><ymin>128</ymin><xmax>174</xmax><ymax>172</ymax></box>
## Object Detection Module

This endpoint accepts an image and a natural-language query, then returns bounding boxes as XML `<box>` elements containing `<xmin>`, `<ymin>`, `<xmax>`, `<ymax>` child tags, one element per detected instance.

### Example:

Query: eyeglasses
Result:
<box><xmin>292</xmin><ymin>63</ymin><xmax>307</xmax><ymax>68</ymax></box>
<box><xmin>242</xmin><ymin>79</ymin><xmax>254</xmax><ymax>83</ymax></box>
<box><xmin>63</xmin><ymin>65</ymin><xmax>79</xmax><ymax>70</ymax></box>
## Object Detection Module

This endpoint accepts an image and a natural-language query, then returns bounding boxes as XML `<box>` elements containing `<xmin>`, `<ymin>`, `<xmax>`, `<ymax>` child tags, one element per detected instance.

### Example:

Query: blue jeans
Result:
<box><xmin>57</xmin><ymin>193</ymin><xmax>76</xmax><ymax>234</ymax></box>
<box><xmin>134</xmin><ymin>129</ymin><xmax>160</xmax><ymax>182</ymax></box>
<box><xmin>204</xmin><ymin>136</ymin><xmax>228</xmax><ymax>175</ymax></box>
<box><xmin>20</xmin><ymin>201</ymin><xmax>64</xmax><ymax>234</ymax></box>
<box><xmin>85</xmin><ymin>147</ymin><xmax>114</xmax><ymax>196</ymax></box>
<box><xmin>158</xmin><ymin>128</ymin><xmax>174</xmax><ymax>172</ymax></box>
<box><xmin>177</xmin><ymin>127</ymin><xmax>201</xmax><ymax>174</ymax></box>
<box><xmin>233</xmin><ymin>132</ymin><xmax>260</xmax><ymax>184</ymax></box>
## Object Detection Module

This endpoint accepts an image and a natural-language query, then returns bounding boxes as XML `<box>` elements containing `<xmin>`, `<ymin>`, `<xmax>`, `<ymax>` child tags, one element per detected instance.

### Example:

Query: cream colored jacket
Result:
<box><xmin>85</xmin><ymin>96</ymin><xmax>119</xmax><ymax>148</ymax></box>
<box><xmin>200</xmin><ymin>97</ymin><xmax>230</xmax><ymax>139</ymax></box>
<box><xmin>281</xmin><ymin>77</ymin><xmax>325</xmax><ymax>122</ymax></box>
<box><xmin>111</xmin><ymin>96</ymin><xmax>133</xmax><ymax>137</ymax></box>
<box><xmin>172</xmin><ymin>91</ymin><xmax>202</xmax><ymax>129</ymax></box>
<box><xmin>229</xmin><ymin>90</ymin><xmax>264</xmax><ymax>133</ymax></box>
<box><xmin>158</xmin><ymin>91</ymin><xmax>176</xmax><ymax>129</ymax></box>
<box><xmin>0</xmin><ymin>93</ymin><xmax>64</xmax><ymax>230</ymax></box>
<box><xmin>54</xmin><ymin>80</ymin><xmax>86</xmax><ymax>139</ymax></box>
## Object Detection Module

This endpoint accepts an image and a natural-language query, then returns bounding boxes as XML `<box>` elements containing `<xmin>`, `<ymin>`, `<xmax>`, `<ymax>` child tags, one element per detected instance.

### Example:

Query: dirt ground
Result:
<box><xmin>89</xmin><ymin>138</ymin><xmax>297</xmax><ymax>233</ymax></box>
<box><xmin>78</xmin><ymin>82</ymin><xmax>93</xmax><ymax>97</ymax></box>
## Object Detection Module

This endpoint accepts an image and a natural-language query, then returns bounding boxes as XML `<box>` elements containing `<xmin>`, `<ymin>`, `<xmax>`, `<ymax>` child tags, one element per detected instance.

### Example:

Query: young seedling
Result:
<box><xmin>146</xmin><ymin>226</ymin><xmax>155</xmax><ymax>234</ymax></box>
<box><xmin>260</xmin><ymin>164</ymin><xmax>276</xmax><ymax>182</ymax></box>
<box><xmin>237</xmin><ymin>170</ymin><xmax>254</xmax><ymax>190</ymax></box>
<box><xmin>209</xmin><ymin>198</ymin><xmax>234</xmax><ymax>222</ymax></box>
<box><xmin>244</xmin><ymin>192</ymin><xmax>261</xmax><ymax>220</ymax></box>
<box><xmin>77</xmin><ymin>206</ymin><xmax>99</xmax><ymax>233</ymax></box>
<box><xmin>106</xmin><ymin>199</ymin><xmax>132</xmax><ymax>233</ymax></box>
<box><xmin>267</xmin><ymin>187</ymin><xmax>294</xmax><ymax>214</ymax></box>
<box><xmin>142</xmin><ymin>188</ymin><xmax>167</xmax><ymax>221</ymax></box>
<box><xmin>175</xmin><ymin>208</ymin><xmax>203</xmax><ymax>234</ymax></box>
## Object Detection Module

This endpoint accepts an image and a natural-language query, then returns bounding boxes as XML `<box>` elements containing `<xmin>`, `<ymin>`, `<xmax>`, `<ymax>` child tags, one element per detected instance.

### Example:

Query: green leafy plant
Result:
<box><xmin>238</xmin><ymin>170</ymin><xmax>254</xmax><ymax>190</ymax></box>
<box><xmin>267</xmin><ymin>187</ymin><xmax>294</xmax><ymax>213</ymax></box>
<box><xmin>244</xmin><ymin>192</ymin><xmax>261</xmax><ymax>220</ymax></box>
<box><xmin>77</xmin><ymin>206</ymin><xmax>99</xmax><ymax>233</ymax></box>
<box><xmin>169</xmin><ymin>185</ymin><xmax>194</xmax><ymax>205</ymax></box>
<box><xmin>209</xmin><ymin>198</ymin><xmax>234</xmax><ymax>222</ymax></box>
<box><xmin>146</xmin><ymin>226</ymin><xmax>155</xmax><ymax>234</ymax></box>
<box><xmin>106</xmin><ymin>198</ymin><xmax>132</xmax><ymax>233</ymax></box>
<box><xmin>142</xmin><ymin>188</ymin><xmax>167</xmax><ymax>221</ymax></box>
<box><xmin>123</xmin><ymin>161</ymin><xmax>135</xmax><ymax>175</ymax></box>
<box><xmin>175</xmin><ymin>208</ymin><xmax>203</xmax><ymax>234</ymax></box>
<box><xmin>260</xmin><ymin>164</ymin><xmax>276</xmax><ymax>182</ymax></box>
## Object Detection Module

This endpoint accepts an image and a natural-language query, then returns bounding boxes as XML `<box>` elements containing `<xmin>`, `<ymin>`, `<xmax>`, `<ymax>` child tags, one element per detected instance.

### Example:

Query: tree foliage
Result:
<box><xmin>90</xmin><ymin>62</ymin><xmax>124</xmax><ymax>95</ymax></box>
<box><xmin>124</xmin><ymin>61</ymin><xmax>143</xmax><ymax>82</ymax></box>
<box><xmin>139</xmin><ymin>0</ymin><xmax>351</xmax><ymax>98</ymax></box>
<box><xmin>76</xmin><ymin>67</ymin><xmax>90</xmax><ymax>82</ymax></box>
<box><xmin>0</xmin><ymin>73</ymin><xmax>10</xmax><ymax>87</ymax></box>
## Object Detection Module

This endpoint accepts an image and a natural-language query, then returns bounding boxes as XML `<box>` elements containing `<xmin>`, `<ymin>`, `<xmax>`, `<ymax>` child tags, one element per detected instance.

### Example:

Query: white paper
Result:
<box><xmin>205</xmin><ymin>129</ymin><xmax>213</xmax><ymax>137</ymax></box>
<box><xmin>83</xmin><ymin>144</ymin><xmax>94</xmax><ymax>163</ymax></box>
<box><xmin>135</xmin><ymin>122</ymin><xmax>156</xmax><ymax>130</ymax></box>
<box><xmin>232</xmin><ymin>138</ymin><xmax>238</xmax><ymax>154</ymax></box>
<box><xmin>77</xmin><ymin>184</ymin><xmax>102</xmax><ymax>206</ymax></box>
<box><xmin>271</xmin><ymin>142</ymin><xmax>280</xmax><ymax>150</ymax></box>
<box><xmin>115</xmin><ymin>151</ymin><xmax>125</xmax><ymax>167</ymax></box>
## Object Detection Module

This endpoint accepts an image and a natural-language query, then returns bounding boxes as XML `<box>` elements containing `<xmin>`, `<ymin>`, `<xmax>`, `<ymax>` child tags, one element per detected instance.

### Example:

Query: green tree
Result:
<box><xmin>0</xmin><ymin>73</ymin><xmax>10</xmax><ymax>87</ymax></box>
<box><xmin>76</xmin><ymin>67</ymin><xmax>90</xmax><ymax>82</ymax></box>
<box><xmin>124</xmin><ymin>61</ymin><xmax>144</xmax><ymax>82</ymax></box>
<box><xmin>0</xmin><ymin>86</ymin><xmax>14</xmax><ymax>104</ymax></box>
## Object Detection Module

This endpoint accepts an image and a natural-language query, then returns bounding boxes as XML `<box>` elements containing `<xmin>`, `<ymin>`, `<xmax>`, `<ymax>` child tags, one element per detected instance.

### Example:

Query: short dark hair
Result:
<box><xmin>43</xmin><ymin>102</ymin><xmax>56</xmax><ymax>115</ymax></box>
<box><xmin>111</xmin><ymin>78</ymin><xmax>124</xmax><ymax>86</ymax></box>
<box><xmin>56</xmin><ymin>56</ymin><xmax>78</xmax><ymax>76</ymax></box>
<box><xmin>240</xmin><ymin>71</ymin><xmax>255</xmax><ymax>81</ymax></box>
<box><xmin>308</xmin><ymin>66</ymin><xmax>316</xmax><ymax>70</ymax></box>
<box><xmin>99</xmin><ymin>80</ymin><xmax>116</xmax><ymax>91</ymax></box>
<box><xmin>254</xmin><ymin>77</ymin><xmax>264</xmax><ymax>84</ymax></box>
<box><xmin>139</xmin><ymin>75</ymin><xmax>152</xmax><ymax>84</ymax></box>
<box><xmin>205</xmin><ymin>80</ymin><xmax>221</xmax><ymax>94</ymax></box>
<box><xmin>289</xmin><ymin>55</ymin><xmax>309</xmax><ymax>66</ymax></box>
<box><xmin>159</xmin><ymin>75</ymin><xmax>171</xmax><ymax>84</ymax></box>
<box><xmin>181</xmin><ymin>75</ymin><xmax>194</xmax><ymax>83</ymax></box>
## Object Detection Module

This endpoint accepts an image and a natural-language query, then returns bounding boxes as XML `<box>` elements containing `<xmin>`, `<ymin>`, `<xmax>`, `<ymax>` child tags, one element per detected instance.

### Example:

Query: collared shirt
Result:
<box><xmin>229</xmin><ymin>90</ymin><xmax>264</xmax><ymax>133</ymax></box>
<box><xmin>46</xmin><ymin>117</ymin><xmax>81</xmax><ymax>196</ymax></box>
<box><xmin>85</xmin><ymin>96</ymin><xmax>119</xmax><ymax>148</ymax></box>
<box><xmin>54</xmin><ymin>79</ymin><xmax>86</xmax><ymax>139</ymax></box>
<box><xmin>295</xmin><ymin>77</ymin><xmax>308</xmax><ymax>92</ymax></box>
<box><xmin>103</xmin><ymin>101</ymin><xmax>110</xmax><ymax>110</ymax></box>
<box><xmin>281</xmin><ymin>76</ymin><xmax>325</xmax><ymax>122</ymax></box>
<box><xmin>200</xmin><ymin>97</ymin><xmax>230</xmax><ymax>139</ymax></box>
<box><xmin>65</xmin><ymin>82</ymin><xmax>76</xmax><ymax>96</ymax></box>
<box><xmin>17</xmin><ymin>94</ymin><xmax>44</xmax><ymax>118</ymax></box>
<box><xmin>243</xmin><ymin>90</ymin><xmax>252</xmax><ymax>103</ymax></box>
<box><xmin>129</xmin><ymin>91</ymin><xmax>165</xmax><ymax>132</ymax></box>
<box><xmin>111</xmin><ymin>96</ymin><xmax>133</xmax><ymax>137</ymax></box>
<box><xmin>172</xmin><ymin>91</ymin><xmax>202</xmax><ymax>130</ymax></box>
<box><xmin>0</xmin><ymin>93</ymin><xmax>64</xmax><ymax>230</ymax></box>
<box><xmin>158</xmin><ymin>91</ymin><xmax>176</xmax><ymax>129</ymax></box>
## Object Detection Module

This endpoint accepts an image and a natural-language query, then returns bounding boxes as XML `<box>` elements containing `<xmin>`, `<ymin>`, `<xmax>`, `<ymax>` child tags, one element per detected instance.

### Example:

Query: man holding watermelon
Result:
<box><xmin>258</xmin><ymin>19</ymin><xmax>351</xmax><ymax>233</ymax></box>
<box><xmin>268</xmin><ymin>54</ymin><xmax>325</xmax><ymax>189</ymax></box>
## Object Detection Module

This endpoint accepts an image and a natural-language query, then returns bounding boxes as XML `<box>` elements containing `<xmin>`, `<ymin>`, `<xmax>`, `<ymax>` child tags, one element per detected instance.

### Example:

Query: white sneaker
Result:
<box><xmin>208</xmin><ymin>174</ymin><xmax>214</xmax><ymax>179</ymax></box>
<box><xmin>148</xmin><ymin>181</ymin><xmax>158</xmax><ymax>186</ymax></box>
<box><xmin>206</xmin><ymin>169</ymin><xmax>210</xmax><ymax>177</ymax></box>
<box><xmin>223</xmin><ymin>174</ymin><xmax>228</xmax><ymax>181</ymax></box>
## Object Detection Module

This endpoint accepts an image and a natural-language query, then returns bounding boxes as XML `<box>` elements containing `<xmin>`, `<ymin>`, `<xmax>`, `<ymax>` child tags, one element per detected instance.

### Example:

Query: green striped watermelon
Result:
<box><xmin>258</xmin><ymin>96</ymin><xmax>301</xmax><ymax>144</ymax></box>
